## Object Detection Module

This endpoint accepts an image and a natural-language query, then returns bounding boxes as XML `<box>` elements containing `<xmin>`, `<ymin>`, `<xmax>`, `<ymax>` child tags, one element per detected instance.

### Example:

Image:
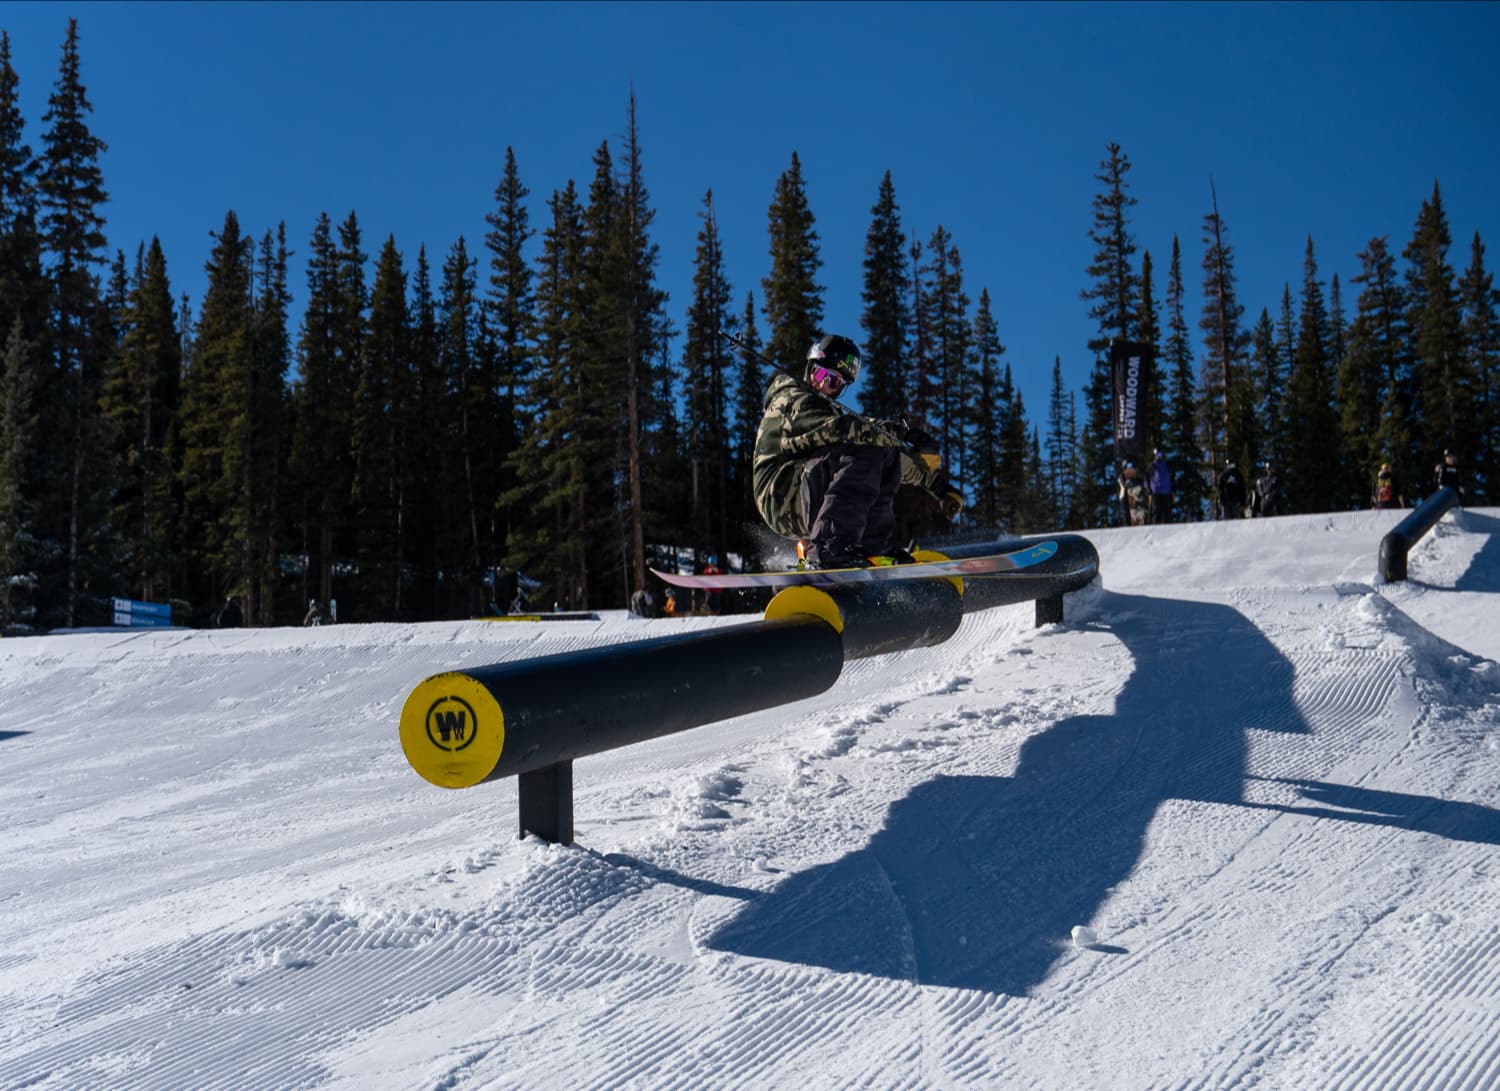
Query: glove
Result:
<box><xmin>938</xmin><ymin>484</ymin><xmax>964</xmax><ymax>520</ymax></box>
<box><xmin>905</xmin><ymin>427</ymin><xmax>943</xmax><ymax>473</ymax></box>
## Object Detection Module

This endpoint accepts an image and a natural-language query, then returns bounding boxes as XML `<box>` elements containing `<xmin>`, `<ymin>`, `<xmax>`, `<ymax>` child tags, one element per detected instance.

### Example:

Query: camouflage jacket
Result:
<box><xmin>751</xmin><ymin>373</ymin><xmax>937</xmax><ymax>539</ymax></box>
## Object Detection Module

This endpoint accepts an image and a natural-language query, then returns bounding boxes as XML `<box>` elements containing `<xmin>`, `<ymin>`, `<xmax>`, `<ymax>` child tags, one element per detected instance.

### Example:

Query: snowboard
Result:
<box><xmin>651</xmin><ymin>540</ymin><xmax>1061</xmax><ymax>590</ymax></box>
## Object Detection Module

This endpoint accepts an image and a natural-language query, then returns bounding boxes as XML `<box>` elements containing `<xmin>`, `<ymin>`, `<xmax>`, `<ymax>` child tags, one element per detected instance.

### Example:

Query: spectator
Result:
<box><xmin>1146</xmin><ymin>449</ymin><xmax>1174</xmax><ymax>524</ymax></box>
<box><xmin>303</xmin><ymin>598</ymin><xmax>328</xmax><ymax>627</ymax></box>
<box><xmin>215</xmin><ymin>595</ymin><xmax>243</xmax><ymax>628</ymax></box>
<box><xmin>1117</xmin><ymin>463</ymin><xmax>1147</xmax><ymax>526</ymax></box>
<box><xmin>1251</xmin><ymin>462</ymin><xmax>1285</xmax><ymax>518</ymax></box>
<box><xmin>1371</xmin><ymin>462</ymin><xmax>1403</xmax><ymax>510</ymax></box>
<box><xmin>698</xmin><ymin>555</ymin><xmax>724</xmax><ymax>616</ymax></box>
<box><xmin>1216</xmin><ymin>461</ymin><xmax>1247</xmax><ymax>520</ymax></box>
<box><xmin>1434</xmin><ymin>450</ymin><xmax>1464</xmax><ymax>503</ymax></box>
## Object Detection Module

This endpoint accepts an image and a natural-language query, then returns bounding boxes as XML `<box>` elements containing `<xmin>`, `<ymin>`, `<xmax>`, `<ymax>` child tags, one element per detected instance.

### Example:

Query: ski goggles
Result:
<box><xmin>809</xmin><ymin>365</ymin><xmax>849</xmax><ymax>392</ymax></box>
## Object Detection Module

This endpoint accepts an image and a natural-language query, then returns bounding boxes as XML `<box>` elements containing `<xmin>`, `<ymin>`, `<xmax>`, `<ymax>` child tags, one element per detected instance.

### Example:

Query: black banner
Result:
<box><xmin>1111</xmin><ymin>341</ymin><xmax>1154</xmax><ymax>467</ymax></box>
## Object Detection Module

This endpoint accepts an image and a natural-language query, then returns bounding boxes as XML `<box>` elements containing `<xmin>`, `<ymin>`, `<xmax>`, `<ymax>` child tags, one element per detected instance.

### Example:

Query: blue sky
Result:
<box><xmin>4</xmin><ymin>1</ymin><xmax>1497</xmax><ymax>418</ymax></box>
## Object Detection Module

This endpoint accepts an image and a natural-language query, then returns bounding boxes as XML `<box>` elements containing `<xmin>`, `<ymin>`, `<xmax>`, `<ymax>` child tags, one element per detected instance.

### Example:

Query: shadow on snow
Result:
<box><xmin>1453</xmin><ymin>509</ymin><xmax>1500</xmax><ymax>593</ymax></box>
<box><xmin>704</xmin><ymin>588</ymin><xmax>1500</xmax><ymax>995</ymax></box>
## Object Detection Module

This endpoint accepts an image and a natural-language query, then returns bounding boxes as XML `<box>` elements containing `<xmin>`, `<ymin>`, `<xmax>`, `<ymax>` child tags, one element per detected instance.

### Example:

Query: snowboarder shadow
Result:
<box><xmin>705</xmin><ymin>591</ymin><xmax>1312</xmax><ymax>995</ymax></box>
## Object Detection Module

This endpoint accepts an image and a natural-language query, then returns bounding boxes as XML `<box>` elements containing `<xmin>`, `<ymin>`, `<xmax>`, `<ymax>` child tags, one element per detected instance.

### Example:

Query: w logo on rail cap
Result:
<box><xmin>425</xmin><ymin>695</ymin><xmax>478</xmax><ymax>751</ymax></box>
<box><xmin>400</xmin><ymin>671</ymin><xmax>507</xmax><ymax>789</ymax></box>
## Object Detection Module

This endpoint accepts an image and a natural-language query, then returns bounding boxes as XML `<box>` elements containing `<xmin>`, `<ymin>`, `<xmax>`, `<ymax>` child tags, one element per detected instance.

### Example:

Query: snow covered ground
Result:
<box><xmin>2</xmin><ymin>507</ymin><xmax>1498</xmax><ymax>1090</ymax></box>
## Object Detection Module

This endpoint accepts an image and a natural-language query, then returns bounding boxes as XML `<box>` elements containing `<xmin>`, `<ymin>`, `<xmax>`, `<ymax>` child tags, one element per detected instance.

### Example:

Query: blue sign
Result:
<box><xmin>112</xmin><ymin>597</ymin><xmax>173</xmax><ymax>628</ymax></box>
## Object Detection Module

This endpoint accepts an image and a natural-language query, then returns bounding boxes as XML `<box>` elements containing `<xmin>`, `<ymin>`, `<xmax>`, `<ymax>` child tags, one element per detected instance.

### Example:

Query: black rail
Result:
<box><xmin>1379</xmin><ymin>487</ymin><xmax>1460</xmax><ymax>582</ymax></box>
<box><xmin>399</xmin><ymin>534</ymin><xmax>1101</xmax><ymax>844</ymax></box>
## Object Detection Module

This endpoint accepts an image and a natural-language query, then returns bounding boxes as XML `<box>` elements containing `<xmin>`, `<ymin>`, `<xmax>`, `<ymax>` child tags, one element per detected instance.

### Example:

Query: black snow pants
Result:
<box><xmin>799</xmin><ymin>443</ymin><xmax>902</xmax><ymax>555</ymax></box>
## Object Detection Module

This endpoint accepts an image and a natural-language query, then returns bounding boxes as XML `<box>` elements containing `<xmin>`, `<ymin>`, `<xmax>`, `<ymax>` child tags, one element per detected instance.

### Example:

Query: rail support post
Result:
<box><xmin>1035</xmin><ymin>594</ymin><xmax>1064</xmax><ymax>626</ymax></box>
<box><xmin>519</xmin><ymin>761</ymin><xmax>574</xmax><ymax>845</ymax></box>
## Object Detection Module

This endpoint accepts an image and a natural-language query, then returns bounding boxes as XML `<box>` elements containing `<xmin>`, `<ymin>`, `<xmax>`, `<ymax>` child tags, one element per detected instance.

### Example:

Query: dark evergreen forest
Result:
<box><xmin>1</xmin><ymin>22</ymin><xmax>1496</xmax><ymax>629</ymax></box>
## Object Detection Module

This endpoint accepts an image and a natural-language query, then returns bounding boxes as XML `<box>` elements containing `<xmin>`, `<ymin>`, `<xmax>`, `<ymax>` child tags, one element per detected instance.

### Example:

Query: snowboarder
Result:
<box><xmin>303</xmin><ymin>598</ymin><xmax>328</xmax><ymax>627</ymax></box>
<box><xmin>1146</xmin><ymin>449</ymin><xmax>1174</xmax><ymax>524</ymax></box>
<box><xmin>1216</xmin><ymin>461</ymin><xmax>1247</xmax><ymax>520</ymax></box>
<box><xmin>1117</xmin><ymin>463</ymin><xmax>1146</xmax><ymax>526</ymax></box>
<box><xmin>752</xmin><ymin>333</ymin><xmax>961</xmax><ymax>569</ymax></box>
<box><xmin>1371</xmin><ymin>463</ymin><xmax>1403</xmax><ymax>510</ymax></box>
<box><xmin>1251</xmin><ymin>462</ymin><xmax>1285</xmax><ymax>518</ymax></box>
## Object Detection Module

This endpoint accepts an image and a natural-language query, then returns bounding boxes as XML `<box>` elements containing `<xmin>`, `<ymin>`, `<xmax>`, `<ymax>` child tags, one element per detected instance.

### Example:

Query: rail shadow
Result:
<box><xmin>1453</xmin><ymin>510</ymin><xmax>1500</xmax><ymax>593</ymax></box>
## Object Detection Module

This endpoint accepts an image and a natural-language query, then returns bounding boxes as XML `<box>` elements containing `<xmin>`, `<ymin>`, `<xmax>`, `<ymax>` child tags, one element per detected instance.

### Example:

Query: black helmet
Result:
<box><xmin>807</xmin><ymin>334</ymin><xmax>861</xmax><ymax>386</ymax></box>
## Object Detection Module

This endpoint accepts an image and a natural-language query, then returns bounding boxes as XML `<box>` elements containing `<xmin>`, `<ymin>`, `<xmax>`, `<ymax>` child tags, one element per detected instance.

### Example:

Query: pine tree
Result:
<box><xmin>1000</xmin><ymin>370</ymin><xmax>1032</xmax><ymax>531</ymax></box>
<box><xmin>1281</xmin><ymin>237</ymin><xmax>1340</xmax><ymax>512</ymax></box>
<box><xmin>0</xmin><ymin>40</ymin><xmax>48</xmax><ymax>623</ymax></box>
<box><xmin>1273</xmin><ymin>283</ymin><xmax>1296</xmax><ymax>463</ymax></box>
<box><xmin>859</xmin><ymin>170</ymin><xmax>910</xmax><ymax>418</ymax></box>
<box><xmin>1329</xmin><ymin>274</ymin><xmax>1347</xmax><ymax>376</ymax></box>
<box><xmin>1404</xmin><ymin>182</ymin><xmax>1473</xmax><ymax>473</ymax></box>
<box><xmin>290</xmin><ymin>212</ymin><xmax>364</xmax><ymax>611</ymax></box>
<box><xmin>1198</xmin><ymin>182</ymin><xmax>1249</xmax><ymax>473</ymax></box>
<box><xmin>1338</xmin><ymin>235</ymin><xmax>1407</xmax><ymax>507</ymax></box>
<box><xmin>761</xmin><ymin>151</ymin><xmax>823</xmax><ymax>372</ymax></box>
<box><xmin>1082</xmin><ymin>142</ymin><xmax>1138</xmax><ymax>353</ymax></box>
<box><xmin>967</xmin><ymin>290</ymin><xmax>1006</xmax><ymax>528</ymax></box>
<box><xmin>906</xmin><ymin>228</ymin><xmax>935</xmax><ymax>428</ymax></box>
<box><xmin>352</xmin><ymin>235</ymin><xmax>410</xmax><ymax>618</ymax></box>
<box><xmin>504</xmin><ymin>181</ymin><xmax>593</xmax><ymax>610</ymax></box>
<box><xmin>1066</xmin><ymin>391</ymin><xmax>1086</xmax><ymax>526</ymax></box>
<box><xmin>0</xmin><ymin>316</ymin><xmax>36</xmax><ymax>629</ymax></box>
<box><xmin>730</xmin><ymin>292</ymin><xmax>766</xmax><ymax>559</ymax></box>
<box><xmin>682</xmin><ymin>189</ymin><xmax>735</xmax><ymax>567</ymax></box>
<box><xmin>436</xmin><ymin>236</ymin><xmax>486</xmax><ymax>616</ymax></box>
<box><xmin>483</xmin><ymin>146</ymin><xmax>534</xmax><ymax>566</ymax></box>
<box><xmin>1044</xmin><ymin>357</ymin><xmax>1074</xmax><ymax>528</ymax></box>
<box><xmin>37</xmin><ymin>18</ymin><xmax>111</xmax><ymax>625</ymax></box>
<box><xmin>99</xmin><ymin>237</ymin><xmax>181</xmax><ymax>602</ymax></box>
<box><xmin>919</xmin><ymin>227</ymin><xmax>971</xmax><ymax>478</ymax></box>
<box><xmin>1136</xmin><ymin>250</ymin><xmax>1165</xmax><ymax>452</ymax></box>
<box><xmin>180</xmin><ymin>211</ymin><xmax>254</xmax><ymax>611</ymax></box>
<box><xmin>1458</xmin><ymin>232</ymin><xmax>1498</xmax><ymax>502</ymax></box>
<box><xmin>1164</xmin><ymin>237</ymin><xmax>1206</xmax><ymax>520</ymax></box>
<box><xmin>246</xmin><ymin>224</ymin><xmax>289</xmax><ymax>624</ymax></box>
<box><xmin>1248</xmin><ymin>308</ymin><xmax>1277</xmax><ymax>470</ymax></box>
<box><xmin>408</xmin><ymin>245</ymin><xmax>444</xmax><ymax>617</ymax></box>
<box><xmin>0</xmin><ymin>31</ymin><xmax>47</xmax><ymax>347</ymax></box>
<box><xmin>1080</xmin><ymin>142</ymin><xmax>1138</xmax><ymax>524</ymax></box>
<box><xmin>1021</xmin><ymin>427</ymin><xmax>1051</xmax><ymax>534</ymax></box>
<box><xmin>612</xmin><ymin>94</ymin><xmax>670</xmax><ymax>599</ymax></box>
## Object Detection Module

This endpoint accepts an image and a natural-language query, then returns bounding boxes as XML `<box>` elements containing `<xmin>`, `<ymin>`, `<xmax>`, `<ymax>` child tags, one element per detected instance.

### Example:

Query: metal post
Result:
<box><xmin>518</xmin><ymin>761</ymin><xmax>573</xmax><ymax>844</ymax></box>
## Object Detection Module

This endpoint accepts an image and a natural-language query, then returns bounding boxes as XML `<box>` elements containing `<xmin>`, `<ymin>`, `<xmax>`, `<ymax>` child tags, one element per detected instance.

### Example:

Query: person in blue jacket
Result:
<box><xmin>1146</xmin><ymin>449</ymin><xmax>1174</xmax><ymax>524</ymax></box>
